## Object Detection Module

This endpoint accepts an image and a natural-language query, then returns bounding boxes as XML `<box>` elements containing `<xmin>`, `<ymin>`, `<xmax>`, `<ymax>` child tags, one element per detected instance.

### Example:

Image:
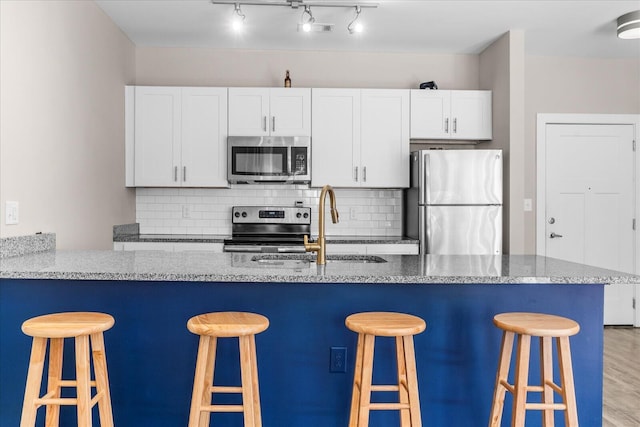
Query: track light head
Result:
<box><xmin>348</xmin><ymin>5</ymin><xmax>363</xmax><ymax>34</ymax></box>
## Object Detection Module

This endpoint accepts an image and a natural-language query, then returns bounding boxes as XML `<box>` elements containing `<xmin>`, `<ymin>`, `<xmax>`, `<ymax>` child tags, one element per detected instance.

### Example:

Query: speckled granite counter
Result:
<box><xmin>112</xmin><ymin>233</ymin><xmax>418</xmax><ymax>245</ymax></box>
<box><xmin>0</xmin><ymin>250</ymin><xmax>635</xmax><ymax>284</ymax></box>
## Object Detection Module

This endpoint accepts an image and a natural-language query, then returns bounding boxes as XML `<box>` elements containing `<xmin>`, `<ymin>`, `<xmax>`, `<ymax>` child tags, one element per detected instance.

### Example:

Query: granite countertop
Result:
<box><xmin>1</xmin><ymin>250</ymin><xmax>636</xmax><ymax>284</ymax></box>
<box><xmin>113</xmin><ymin>234</ymin><xmax>418</xmax><ymax>245</ymax></box>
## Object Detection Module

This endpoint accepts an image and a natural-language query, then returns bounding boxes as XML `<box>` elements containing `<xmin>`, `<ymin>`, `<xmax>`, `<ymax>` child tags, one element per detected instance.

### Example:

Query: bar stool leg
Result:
<box><xmin>239</xmin><ymin>335</ymin><xmax>256</xmax><ymax>427</ymax></box>
<box><xmin>403</xmin><ymin>335</ymin><xmax>422</xmax><ymax>427</ymax></box>
<box><xmin>45</xmin><ymin>337</ymin><xmax>64</xmax><ymax>427</ymax></box>
<box><xmin>357</xmin><ymin>334</ymin><xmax>375</xmax><ymax>427</ymax></box>
<box><xmin>488</xmin><ymin>331</ymin><xmax>515</xmax><ymax>427</ymax></box>
<box><xmin>200</xmin><ymin>336</ymin><xmax>217</xmax><ymax>427</ymax></box>
<box><xmin>348</xmin><ymin>333</ymin><xmax>365</xmax><ymax>427</ymax></box>
<box><xmin>395</xmin><ymin>336</ymin><xmax>410</xmax><ymax>427</ymax></box>
<box><xmin>20</xmin><ymin>337</ymin><xmax>48</xmax><ymax>427</ymax></box>
<box><xmin>512</xmin><ymin>334</ymin><xmax>531</xmax><ymax>427</ymax></box>
<box><xmin>75</xmin><ymin>335</ymin><xmax>92</xmax><ymax>427</ymax></box>
<box><xmin>91</xmin><ymin>332</ymin><xmax>114</xmax><ymax>427</ymax></box>
<box><xmin>540</xmin><ymin>336</ymin><xmax>555</xmax><ymax>427</ymax></box>
<box><xmin>189</xmin><ymin>335</ymin><xmax>214</xmax><ymax>427</ymax></box>
<box><xmin>249</xmin><ymin>334</ymin><xmax>262</xmax><ymax>426</ymax></box>
<box><xmin>557</xmin><ymin>337</ymin><xmax>579</xmax><ymax>427</ymax></box>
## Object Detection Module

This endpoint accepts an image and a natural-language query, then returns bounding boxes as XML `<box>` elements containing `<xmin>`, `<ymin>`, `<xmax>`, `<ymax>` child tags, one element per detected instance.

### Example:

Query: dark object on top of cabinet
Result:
<box><xmin>419</xmin><ymin>81</ymin><xmax>438</xmax><ymax>90</ymax></box>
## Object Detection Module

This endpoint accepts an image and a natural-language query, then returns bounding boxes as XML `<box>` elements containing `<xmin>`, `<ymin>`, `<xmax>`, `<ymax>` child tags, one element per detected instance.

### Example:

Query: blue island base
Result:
<box><xmin>0</xmin><ymin>279</ymin><xmax>603</xmax><ymax>426</ymax></box>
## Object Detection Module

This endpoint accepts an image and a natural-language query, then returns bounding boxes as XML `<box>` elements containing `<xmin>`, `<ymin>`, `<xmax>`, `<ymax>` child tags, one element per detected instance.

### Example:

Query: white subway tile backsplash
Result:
<box><xmin>136</xmin><ymin>187</ymin><xmax>403</xmax><ymax>236</ymax></box>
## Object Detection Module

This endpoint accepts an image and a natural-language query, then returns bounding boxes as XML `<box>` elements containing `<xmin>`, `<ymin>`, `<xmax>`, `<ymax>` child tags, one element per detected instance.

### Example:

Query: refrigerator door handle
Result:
<box><xmin>422</xmin><ymin>152</ymin><xmax>430</xmax><ymax>205</ymax></box>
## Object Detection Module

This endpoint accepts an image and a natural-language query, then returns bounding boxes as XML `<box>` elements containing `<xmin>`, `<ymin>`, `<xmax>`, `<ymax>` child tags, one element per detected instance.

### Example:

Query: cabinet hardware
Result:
<box><xmin>445</xmin><ymin>118</ymin><xmax>449</xmax><ymax>133</ymax></box>
<box><xmin>354</xmin><ymin>166</ymin><xmax>359</xmax><ymax>182</ymax></box>
<box><xmin>453</xmin><ymin>118</ymin><xmax>457</xmax><ymax>133</ymax></box>
<box><xmin>183</xmin><ymin>166</ymin><xmax>187</xmax><ymax>182</ymax></box>
<box><xmin>272</xmin><ymin>116</ymin><xmax>276</xmax><ymax>132</ymax></box>
<box><xmin>174</xmin><ymin>166</ymin><xmax>178</xmax><ymax>182</ymax></box>
<box><xmin>263</xmin><ymin>116</ymin><xmax>267</xmax><ymax>132</ymax></box>
<box><xmin>363</xmin><ymin>166</ymin><xmax>367</xmax><ymax>182</ymax></box>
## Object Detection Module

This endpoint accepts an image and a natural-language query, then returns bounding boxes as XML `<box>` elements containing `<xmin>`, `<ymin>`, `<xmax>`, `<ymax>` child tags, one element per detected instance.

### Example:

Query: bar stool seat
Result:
<box><xmin>488</xmin><ymin>312</ymin><xmax>580</xmax><ymax>427</ymax></box>
<box><xmin>187</xmin><ymin>311</ymin><xmax>269</xmax><ymax>427</ymax></box>
<box><xmin>20</xmin><ymin>312</ymin><xmax>115</xmax><ymax>427</ymax></box>
<box><xmin>346</xmin><ymin>311</ymin><xmax>426</xmax><ymax>427</ymax></box>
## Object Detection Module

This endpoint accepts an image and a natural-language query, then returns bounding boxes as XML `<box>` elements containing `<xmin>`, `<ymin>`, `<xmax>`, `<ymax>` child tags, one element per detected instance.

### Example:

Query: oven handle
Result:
<box><xmin>223</xmin><ymin>245</ymin><xmax>307</xmax><ymax>253</ymax></box>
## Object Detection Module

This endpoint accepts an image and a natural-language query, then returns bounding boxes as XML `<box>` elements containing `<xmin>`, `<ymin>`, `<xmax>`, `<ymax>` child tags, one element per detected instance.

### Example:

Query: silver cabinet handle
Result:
<box><xmin>453</xmin><ymin>118</ymin><xmax>457</xmax><ymax>133</ymax></box>
<box><xmin>550</xmin><ymin>232</ymin><xmax>563</xmax><ymax>238</ymax></box>
<box><xmin>183</xmin><ymin>166</ymin><xmax>186</xmax><ymax>182</ymax></box>
<box><xmin>354</xmin><ymin>166</ymin><xmax>359</xmax><ymax>182</ymax></box>
<box><xmin>263</xmin><ymin>116</ymin><xmax>267</xmax><ymax>132</ymax></box>
<box><xmin>445</xmin><ymin>118</ymin><xmax>449</xmax><ymax>133</ymax></box>
<box><xmin>272</xmin><ymin>116</ymin><xmax>276</xmax><ymax>132</ymax></box>
<box><xmin>363</xmin><ymin>166</ymin><xmax>367</xmax><ymax>182</ymax></box>
<box><xmin>174</xmin><ymin>166</ymin><xmax>178</xmax><ymax>182</ymax></box>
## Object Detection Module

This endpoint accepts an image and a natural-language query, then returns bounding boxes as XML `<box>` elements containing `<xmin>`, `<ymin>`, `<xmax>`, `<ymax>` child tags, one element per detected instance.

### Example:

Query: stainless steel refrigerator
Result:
<box><xmin>405</xmin><ymin>149</ymin><xmax>503</xmax><ymax>254</ymax></box>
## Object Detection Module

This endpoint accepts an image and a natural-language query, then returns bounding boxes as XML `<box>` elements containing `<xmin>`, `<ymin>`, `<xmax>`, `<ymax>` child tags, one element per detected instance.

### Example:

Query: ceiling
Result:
<box><xmin>95</xmin><ymin>0</ymin><xmax>640</xmax><ymax>58</ymax></box>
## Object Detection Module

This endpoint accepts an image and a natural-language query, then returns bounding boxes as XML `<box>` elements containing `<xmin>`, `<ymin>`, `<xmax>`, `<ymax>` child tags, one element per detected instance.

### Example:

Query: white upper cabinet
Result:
<box><xmin>228</xmin><ymin>88</ymin><xmax>311</xmax><ymax>137</ymax></box>
<box><xmin>127</xmin><ymin>86</ymin><xmax>228</xmax><ymax>187</ymax></box>
<box><xmin>410</xmin><ymin>90</ymin><xmax>492</xmax><ymax>140</ymax></box>
<box><xmin>312</xmin><ymin>88</ymin><xmax>409</xmax><ymax>188</ymax></box>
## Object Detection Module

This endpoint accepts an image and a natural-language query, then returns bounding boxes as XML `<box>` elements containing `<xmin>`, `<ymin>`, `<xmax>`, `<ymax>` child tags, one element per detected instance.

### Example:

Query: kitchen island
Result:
<box><xmin>1</xmin><ymin>251</ymin><xmax>635</xmax><ymax>426</ymax></box>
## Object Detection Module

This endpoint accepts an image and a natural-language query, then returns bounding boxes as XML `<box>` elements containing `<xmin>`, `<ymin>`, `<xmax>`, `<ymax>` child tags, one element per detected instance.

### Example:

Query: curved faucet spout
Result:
<box><xmin>304</xmin><ymin>184</ymin><xmax>339</xmax><ymax>265</ymax></box>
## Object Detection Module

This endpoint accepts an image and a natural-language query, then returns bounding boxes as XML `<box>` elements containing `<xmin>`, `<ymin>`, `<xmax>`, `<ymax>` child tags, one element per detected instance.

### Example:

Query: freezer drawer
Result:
<box><xmin>424</xmin><ymin>205</ymin><xmax>502</xmax><ymax>255</ymax></box>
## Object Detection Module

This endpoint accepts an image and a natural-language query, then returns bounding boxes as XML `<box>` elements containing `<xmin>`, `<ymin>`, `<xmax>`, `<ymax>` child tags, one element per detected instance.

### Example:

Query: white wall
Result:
<box><xmin>0</xmin><ymin>0</ymin><xmax>137</xmax><ymax>249</ymax></box>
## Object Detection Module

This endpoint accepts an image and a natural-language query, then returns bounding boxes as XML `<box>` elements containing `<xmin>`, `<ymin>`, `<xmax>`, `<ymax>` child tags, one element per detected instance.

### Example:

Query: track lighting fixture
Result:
<box><xmin>211</xmin><ymin>1</ymin><xmax>377</xmax><ymax>35</ymax></box>
<box><xmin>231</xmin><ymin>3</ymin><xmax>245</xmax><ymax>32</ymax></box>
<box><xmin>301</xmin><ymin>5</ymin><xmax>315</xmax><ymax>33</ymax></box>
<box><xmin>347</xmin><ymin>5</ymin><xmax>363</xmax><ymax>34</ymax></box>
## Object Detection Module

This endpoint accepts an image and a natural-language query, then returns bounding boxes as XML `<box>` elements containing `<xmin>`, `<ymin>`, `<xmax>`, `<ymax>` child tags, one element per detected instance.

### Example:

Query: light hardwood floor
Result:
<box><xmin>603</xmin><ymin>327</ymin><xmax>640</xmax><ymax>427</ymax></box>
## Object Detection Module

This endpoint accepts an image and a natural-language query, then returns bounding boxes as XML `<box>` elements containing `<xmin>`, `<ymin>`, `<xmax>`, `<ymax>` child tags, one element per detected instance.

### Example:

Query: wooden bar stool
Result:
<box><xmin>187</xmin><ymin>311</ymin><xmax>269</xmax><ymax>427</ymax></box>
<box><xmin>346</xmin><ymin>311</ymin><xmax>426</xmax><ymax>427</ymax></box>
<box><xmin>20</xmin><ymin>312</ymin><xmax>115</xmax><ymax>427</ymax></box>
<box><xmin>488</xmin><ymin>312</ymin><xmax>581</xmax><ymax>427</ymax></box>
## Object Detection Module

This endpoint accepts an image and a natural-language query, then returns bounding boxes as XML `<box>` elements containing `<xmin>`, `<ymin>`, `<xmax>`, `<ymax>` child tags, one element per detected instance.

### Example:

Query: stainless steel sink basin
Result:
<box><xmin>251</xmin><ymin>254</ymin><xmax>387</xmax><ymax>264</ymax></box>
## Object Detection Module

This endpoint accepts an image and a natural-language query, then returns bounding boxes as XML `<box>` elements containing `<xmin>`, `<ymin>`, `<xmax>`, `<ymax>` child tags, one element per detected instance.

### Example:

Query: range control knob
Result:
<box><xmin>303</xmin><ymin>213</ymin><xmax>309</xmax><ymax>219</ymax></box>
<box><xmin>296</xmin><ymin>212</ymin><xmax>302</xmax><ymax>218</ymax></box>
<box><xmin>234</xmin><ymin>211</ymin><xmax>240</xmax><ymax>218</ymax></box>
<box><xmin>241</xmin><ymin>211</ymin><xmax>248</xmax><ymax>218</ymax></box>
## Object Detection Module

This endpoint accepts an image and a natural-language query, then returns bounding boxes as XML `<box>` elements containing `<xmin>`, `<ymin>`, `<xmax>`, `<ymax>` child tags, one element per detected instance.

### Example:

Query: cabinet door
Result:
<box><xmin>361</xmin><ymin>89</ymin><xmax>410</xmax><ymax>188</ymax></box>
<box><xmin>181</xmin><ymin>88</ymin><xmax>228</xmax><ymax>187</ymax></box>
<box><xmin>311</xmin><ymin>89</ymin><xmax>361</xmax><ymax>187</ymax></box>
<box><xmin>228</xmin><ymin>88</ymin><xmax>270</xmax><ymax>136</ymax></box>
<box><xmin>134</xmin><ymin>86</ymin><xmax>181</xmax><ymax>186</ymax></box>
<box><xmin>269</xmin><ymin>88</ymin><xmax>311</xmax><ymax>136</ymax></box>
<box><xmin>450</xmin><ymin>90</ymin><xmax>492</xmax><ymax>140</ymax></box>
<box><xmin>409</xmin><ymin>90</ymin><xmax>450</xmax><ymax>139</ymax></box>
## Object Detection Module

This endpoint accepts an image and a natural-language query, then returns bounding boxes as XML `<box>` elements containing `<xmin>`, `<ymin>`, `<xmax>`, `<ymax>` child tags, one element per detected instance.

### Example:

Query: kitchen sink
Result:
<box><xmin>251</xmin><ymin>254</ymin><xmax>387</xmax><ymax>264</ymax></box>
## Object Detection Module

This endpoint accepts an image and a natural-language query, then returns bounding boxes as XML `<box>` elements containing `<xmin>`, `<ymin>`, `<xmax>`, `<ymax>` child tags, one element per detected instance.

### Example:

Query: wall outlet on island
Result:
<box><xmin>330</xmin><ymin>347</ymin><xmax>347</xmax><ymax>373</ymax></box>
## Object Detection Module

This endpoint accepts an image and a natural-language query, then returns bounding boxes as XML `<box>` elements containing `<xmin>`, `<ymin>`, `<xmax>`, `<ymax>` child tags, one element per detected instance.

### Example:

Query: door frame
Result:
<box><xmin>536</xmin><ymin>113</ymin><xmax>640</xmax><ymax>327</ymax></box>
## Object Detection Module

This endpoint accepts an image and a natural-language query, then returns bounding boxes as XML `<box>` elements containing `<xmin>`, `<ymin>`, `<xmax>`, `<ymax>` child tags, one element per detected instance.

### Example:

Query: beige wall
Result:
<box><xmin>524</xmin><ymin>56</ymin><xmax>640</xmax><ymax>253</ymax></box>
<box><xmin>478</xmin><ymin>30</ymin><xmax>526</xmax><ymax>254</ymax></box>
<box><xmin>0</xmin><ymin>0</ymin><xmax>136</xmax><ymax>249</ymax></box>
<box><xmin>135</xmin><ymin>47</ymin><xmax>480</xmax><ymax>89</ymax></box>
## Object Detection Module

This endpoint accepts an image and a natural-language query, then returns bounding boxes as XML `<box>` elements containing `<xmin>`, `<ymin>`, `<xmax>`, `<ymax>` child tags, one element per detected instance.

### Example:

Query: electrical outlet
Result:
<box><xmin>524</xmin><ymin>199</ymin><xmax>533</xmax><ymax>212</ymax></box>
<box><xmin>182</xmin><ymin>205</ymin><xmax>191</xmax><ymax>218</ymax></box>
<box><xmin>330</xmin><ymin>347</ymin><xmax>347</xmax><ymax>373</ymax></box>
<box><xmin>5</xmin><ymin>201</ymin><xmax>18</xmax><ymax>225</ymax></box>
<box><xmin>350</xmin><ymin>208</ymin><xmax>357</xmax><ymax>220</ymax></box>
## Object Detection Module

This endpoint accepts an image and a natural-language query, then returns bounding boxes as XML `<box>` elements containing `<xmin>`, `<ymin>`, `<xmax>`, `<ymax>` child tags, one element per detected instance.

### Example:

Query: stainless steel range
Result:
<box><xmin>223</xmin><ymin>206</ymin><xmax>311</xmax><ymax>253</ymax></box>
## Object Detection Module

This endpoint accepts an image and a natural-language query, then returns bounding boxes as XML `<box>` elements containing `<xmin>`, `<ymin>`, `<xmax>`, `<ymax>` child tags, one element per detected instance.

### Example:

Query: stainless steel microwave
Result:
<box><xmin>227</xmin><ymin>136</ymin><xmax>311</xmax><ymax>184</ymax></box>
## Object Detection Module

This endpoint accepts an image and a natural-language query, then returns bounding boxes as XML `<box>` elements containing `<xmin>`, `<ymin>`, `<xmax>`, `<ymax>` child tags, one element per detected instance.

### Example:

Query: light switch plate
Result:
<box><xmin>5</xmin><ymin>201</ymin><xmax>19</xmax><ymax>225</ymax></box>
<box><xmin>524</xmin><ymin>199</ymin><xmax>533</xmax><ymax>212</ymax></box>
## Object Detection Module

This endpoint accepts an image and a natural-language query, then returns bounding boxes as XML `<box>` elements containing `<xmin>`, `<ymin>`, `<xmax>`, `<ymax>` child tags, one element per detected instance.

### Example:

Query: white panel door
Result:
<box><xmin>546</xmin><ymin>124</ymin><xmax>635</xmax><ymax>325</ymax></box>
<box><xmin>181</xmin><ymin>87</ymin><xmax>228</xmax><ymax>187</ymax></box>
<box><xmin>361</xmin><ymin>89</ymin><xmax>410</xmax><ymax>188</ymax></box>
<box><xmin>311</xmin><ymin>89</ymin><xmax>361</xmax><ymax>187</ymax></box>
<box><xmin>410</xmin><ymin>90</ymin><xmax>450</xmax><ymax>139</ymax></box>
<box><xmin>228</xmin><ymin>88</ymin><xmax>270</xmax><ymax>136</ymax></box>
<box><xmin>270</xmin><ymin>88</ymin><xmax>311</xmax><ymax>137</ymax></box>
<box><xmin>134</xmin><ymin>86</ymin><xmax>181</xmax><ymax>186</ymax></box>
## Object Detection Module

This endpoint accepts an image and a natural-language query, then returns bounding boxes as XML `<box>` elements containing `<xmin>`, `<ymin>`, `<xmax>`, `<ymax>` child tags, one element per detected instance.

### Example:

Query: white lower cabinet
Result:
<box><xmin>312</xmin><ymin>88</ymin><xmax>409</xmax><ymax>188</ymax></box>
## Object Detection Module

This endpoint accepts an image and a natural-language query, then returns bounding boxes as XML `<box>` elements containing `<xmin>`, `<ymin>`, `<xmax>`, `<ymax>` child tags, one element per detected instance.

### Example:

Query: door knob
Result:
<box><xmin>550</xmin><ymin>232</ymin><xmax>563</xmax><ymax>238</ymax></box>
